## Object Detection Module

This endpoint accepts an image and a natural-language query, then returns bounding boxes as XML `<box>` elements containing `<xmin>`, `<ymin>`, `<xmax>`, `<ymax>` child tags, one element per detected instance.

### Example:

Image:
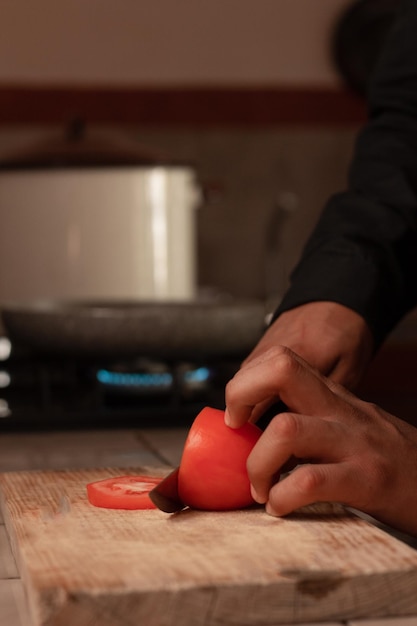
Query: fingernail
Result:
<box><xmin>265</xmin><ymin>502</ymin><xmax>282</xmax><ymax>517</ymax></box>
<box><xmin>265</xmin><ymin>502</ymin><xmax>274</xmax><ymax>516</ymax></box>
<box><xmin>250</xmin><ymin>484</ymin><xmax>266</xmax><ymax>504</ymax></box>
<box><xmin>224</xmin><ymin>409</ymin><xmax>232</xmax><ymax>427</ymax></box>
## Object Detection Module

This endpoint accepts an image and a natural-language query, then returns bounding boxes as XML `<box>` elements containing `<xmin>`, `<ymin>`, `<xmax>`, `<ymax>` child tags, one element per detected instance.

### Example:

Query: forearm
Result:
<box><xmin>274</xmin><ymin>0</ymin><xmax>417</xmax><ymax>348</ymax></box>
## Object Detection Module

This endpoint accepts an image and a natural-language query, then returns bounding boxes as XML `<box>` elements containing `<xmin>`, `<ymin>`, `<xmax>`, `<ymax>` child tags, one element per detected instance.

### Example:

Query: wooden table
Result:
<box><xmin>0</xmin><ymin>427</ymin><xmax>416</xmax><ymax>626</ymax></box>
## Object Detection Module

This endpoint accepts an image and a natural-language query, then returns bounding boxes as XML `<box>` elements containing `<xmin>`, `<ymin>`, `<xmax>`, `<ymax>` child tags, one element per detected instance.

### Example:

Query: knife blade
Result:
<box><xmin>149</xmin><ymin>467</ymin><xmax>185</xmax><ymax>513</ymax></box>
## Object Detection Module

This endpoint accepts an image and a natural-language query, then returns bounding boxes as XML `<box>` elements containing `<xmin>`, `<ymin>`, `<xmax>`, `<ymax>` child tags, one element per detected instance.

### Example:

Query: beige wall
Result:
<box><xmin>0</xmin><ymin>0</ymin><xmax>352</xmax><ymax>86</ymax></box>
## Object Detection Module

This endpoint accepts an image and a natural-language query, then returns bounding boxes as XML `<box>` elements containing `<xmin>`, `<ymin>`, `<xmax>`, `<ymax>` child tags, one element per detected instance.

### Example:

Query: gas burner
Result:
<box><xmin>95</xmin><ymin>360</ymin><xmax>212</xmax><ymax>396</ymax></box>
<box><xmin>0</xmin><ymin>340</ymin><xmax>236</xmax><ymax>430</ymax></box>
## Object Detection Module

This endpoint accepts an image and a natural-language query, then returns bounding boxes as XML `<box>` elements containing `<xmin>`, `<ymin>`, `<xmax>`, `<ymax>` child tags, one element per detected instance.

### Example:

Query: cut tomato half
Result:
<box><xmin>86</xmin><ymin>475</ymin><xmax>163</xmax><ymax>510</ymax></box>
<box><xmin>178</xmin><ymin>406</ymin><xmax>262</xmax><ymax>511</ymax></box>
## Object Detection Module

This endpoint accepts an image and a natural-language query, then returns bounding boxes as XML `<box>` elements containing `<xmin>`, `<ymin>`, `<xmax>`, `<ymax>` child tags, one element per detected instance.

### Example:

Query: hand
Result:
<box><xmin>228</xmin><ymin>301</ymin><xmax>374</xmax><ymax>425</ymax></box>
<box><xmin>256</xmin><ymin>301</ymin><xmax>374</xmax><ymax>387</ymax></box>
<box><xmin>225</xmin><ymin>346</ymin><xmax>417</xmax><ymax>536</ymax></box>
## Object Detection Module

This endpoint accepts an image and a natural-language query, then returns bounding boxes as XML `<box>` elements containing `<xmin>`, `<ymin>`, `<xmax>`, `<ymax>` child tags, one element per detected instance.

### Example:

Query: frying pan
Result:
<box><xmin>0</xmin><ymin>299</ymin><xmax>266</xmax><ymax>361</ymax></box>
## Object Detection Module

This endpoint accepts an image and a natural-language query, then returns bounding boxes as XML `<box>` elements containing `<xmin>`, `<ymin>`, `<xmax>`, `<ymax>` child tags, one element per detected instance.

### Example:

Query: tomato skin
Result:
<box><xmin>178</xmin><ymin>406</ymin><xmax>262</xmax><ymax>511</ymax></box>
<box><xmin>86</xmin><ymin>475</ymin><xmax>163</xmax><ymax>510</ymax></box>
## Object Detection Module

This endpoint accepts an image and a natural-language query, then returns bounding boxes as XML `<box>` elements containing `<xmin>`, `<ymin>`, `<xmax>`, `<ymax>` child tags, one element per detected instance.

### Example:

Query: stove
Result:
<box><xmin>0</xmin><ymin>336</ymin><xmax>235</xmax><ymax>430</ymax></box>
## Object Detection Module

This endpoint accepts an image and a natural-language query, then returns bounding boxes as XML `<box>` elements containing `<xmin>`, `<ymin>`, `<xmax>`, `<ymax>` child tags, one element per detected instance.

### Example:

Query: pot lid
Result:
<box><xmin>0</xmin><ymin>119</ymin><xmax>192</xmax><ymax>170</ymax></box>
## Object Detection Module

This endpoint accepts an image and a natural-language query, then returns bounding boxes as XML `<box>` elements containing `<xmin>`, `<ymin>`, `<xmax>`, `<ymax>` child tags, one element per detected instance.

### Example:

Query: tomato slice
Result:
<box><xmin>178</xmin><ymin>406</ymin><xmax>262</xmax><ymax>511</ymax></box>
<box><xmin>86</xmin><ymin>475</ymin><xmax>163</xmax><ymax>510</ymax></box>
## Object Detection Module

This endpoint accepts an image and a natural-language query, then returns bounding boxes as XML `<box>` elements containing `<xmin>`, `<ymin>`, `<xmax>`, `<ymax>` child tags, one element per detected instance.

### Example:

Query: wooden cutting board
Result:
<box><xmin>1</xmin><ymin>467</ymin><xmax>417</xmax><ymax>626</ymax></box>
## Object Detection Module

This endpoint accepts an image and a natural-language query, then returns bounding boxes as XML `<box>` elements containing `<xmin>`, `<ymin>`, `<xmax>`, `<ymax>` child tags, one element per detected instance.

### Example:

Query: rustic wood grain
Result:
<box><xmin>0</xmin><ymin>524</ymin><xmax>18</xmax><ymax>579</ymax></box>
<box><xmin>0</xmin><ymin>430</ymin><xmax>159</xmax><ymax>473</ymax></box>
<box><xmin>138</xmin><ymin>428</ymin><xmax>189</xmax><ymax>467</ymax></box>
<box><xmin>348</xmin><ymin>618</ymin><xmax>417</xmax><ymax>626</ymax></box>
<box><xmin>1</xmin><ymin>468</ymin><xmax>417</xmax><ymax>626</ymax></box>
<box><xmin>0</xmin><ymin>579</ymin><xmax>31</xmax><ymax>626</ymax></box>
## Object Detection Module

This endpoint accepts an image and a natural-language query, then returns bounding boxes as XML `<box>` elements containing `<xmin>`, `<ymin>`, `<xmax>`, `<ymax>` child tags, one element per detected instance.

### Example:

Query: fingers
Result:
<box><xmin>225</xmin><ymin>352</ymin><xmax>279</xmax><ymax>427</ymax></box>
<box><xmin>257</xmin><ymin>410</ymin><xmax>417</xmax><ymax>535</ymax></box>
<box><xmin>265</xmin><ymin>461</ymin><xmax>363</xmax><ymax>517</ymax></box>
<box><xmin>248</xmin><ymin>412</ymin><xmax>349</xmax><ymax>503</ymax></box>
<box><xmin>247</xmin><ymin>398</ymin><xmax>277</xmax><ymax>425</ymax></box>
<box><xmin>225</xmin><ymin>346</ymin><xmax>346</xmax><ymax>429</ymax></box>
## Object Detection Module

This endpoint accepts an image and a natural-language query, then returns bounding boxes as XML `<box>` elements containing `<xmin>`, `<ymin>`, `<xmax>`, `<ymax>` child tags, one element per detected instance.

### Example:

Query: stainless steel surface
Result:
<box><xmin>0</xmin><ymin>126</ymin><xmax>202</xmax><ymax>303</ymax></box>
<box><xmin>0</xmin><ymin>165</ymin><xmax>199</xmax><ymax>302</ymax></box>
<box><xmin>149</xmin><ymin>466</ymin><xmax>184</xmax><ymax>513</ymax></box>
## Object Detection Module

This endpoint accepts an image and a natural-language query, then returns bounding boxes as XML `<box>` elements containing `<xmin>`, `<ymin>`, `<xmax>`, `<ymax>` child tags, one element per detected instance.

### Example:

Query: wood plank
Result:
<box><xmin>348</xmin><ymin>618</ymin><xmax>417</xmax><ymax>625</ymax></box>
<box><xmin>277</xmin><ymin>623</ymin><xmax>343</xmax><ymax>626</ymax></box>
<box><xmin>1</xmin><ymin>468</ymin><xmax>417</xmax><ymax>626</ymax></box>
<box><xmin>0</xmin><ymin>524</ymin><xmax>18</xmax><ymax>579</ymax></box>
<box><xmin>0</xmin><ymin>430</ymin><xmax>160</xmax><ymax>473</ymax></box>
<box><xmin>0</xmin><ymin>579</ymin><xmax>32</xmax><ymax>626</ymax></box>
<box><xmin>138</xmin><ymin>428</ymin><xmax>189</xmax><ymax>467</ymax></box>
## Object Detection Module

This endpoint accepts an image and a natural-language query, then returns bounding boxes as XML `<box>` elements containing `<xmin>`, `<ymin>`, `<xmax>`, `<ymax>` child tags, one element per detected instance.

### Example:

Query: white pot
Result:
<box><xmin>0</xmin><ymin>165</ymin><xmax>200</xmax><ymax>303</ymax></box>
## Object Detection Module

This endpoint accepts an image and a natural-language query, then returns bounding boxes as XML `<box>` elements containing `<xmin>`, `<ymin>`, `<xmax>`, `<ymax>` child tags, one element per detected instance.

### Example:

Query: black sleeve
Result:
<box><xmin>272</xmin><ymin>0</ymin><xmax>417</xmax><ymax>349</ymax></box>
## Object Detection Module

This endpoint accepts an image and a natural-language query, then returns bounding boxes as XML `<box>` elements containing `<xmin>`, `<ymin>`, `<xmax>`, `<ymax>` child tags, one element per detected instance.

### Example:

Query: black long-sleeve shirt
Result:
<box><xmin>273</xmin><ymin>0</ymin><xmax>417</xmax><ymax>349</ymax></box>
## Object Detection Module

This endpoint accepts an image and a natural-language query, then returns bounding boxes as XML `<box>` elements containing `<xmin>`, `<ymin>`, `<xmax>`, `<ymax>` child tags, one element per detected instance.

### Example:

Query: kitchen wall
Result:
<box><xmin>0</xmin><ymin>0</ymin><xmax>360</xmax><ymax>305</ymax></box>
<box><xmin>128</xmin><ymin>126</ymin><xmax>357</xmax><ymax>305</ymax></box>
<box><xmin>0</xmin><ymin>0</ymin><xmax>352</xmax><ymax>87</ymax></box>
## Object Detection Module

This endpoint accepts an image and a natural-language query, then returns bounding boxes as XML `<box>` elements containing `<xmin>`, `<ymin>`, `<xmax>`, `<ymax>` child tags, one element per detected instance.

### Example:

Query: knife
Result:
<box><xmin>149</xmin><ymin>467</ymin><xmax>186</xmax><ymax>513</ymax></box>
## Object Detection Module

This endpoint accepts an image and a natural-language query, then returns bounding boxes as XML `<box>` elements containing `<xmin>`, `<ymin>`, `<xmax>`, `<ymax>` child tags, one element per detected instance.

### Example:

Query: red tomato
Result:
<box><xmin>86</xmin><ymin>475</ymin><xmax>163</xmax><ymax>510</ymax></box>
<box><xmin>178</xmin><ymin>406</ymin><xmax>262</xmax><ymax>511</ymax></box>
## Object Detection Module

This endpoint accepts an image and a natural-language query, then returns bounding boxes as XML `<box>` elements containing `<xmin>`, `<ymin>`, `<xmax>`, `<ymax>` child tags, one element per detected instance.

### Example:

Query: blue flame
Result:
<box><xmin>96</xmin><ymin>367</ymin><xmax>210</xmax><ymax>388</ymax></box>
